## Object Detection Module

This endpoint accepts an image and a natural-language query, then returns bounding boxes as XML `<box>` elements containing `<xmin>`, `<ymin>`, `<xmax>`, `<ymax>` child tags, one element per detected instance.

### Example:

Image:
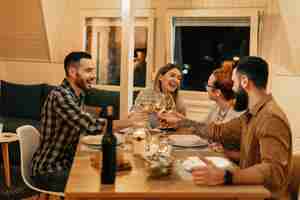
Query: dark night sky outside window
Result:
<box><xmin>174</xmin><ymin>26</ymin><xmax>250</xmax><ymax>91</ymax></box>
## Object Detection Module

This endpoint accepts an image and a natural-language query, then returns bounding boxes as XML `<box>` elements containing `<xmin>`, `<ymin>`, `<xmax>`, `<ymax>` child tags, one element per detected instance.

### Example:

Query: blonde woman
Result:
<box><xmin>135</xmin><ymin>63</ymin><xmax>186</xmax><ymax>115</ymax></box>
<box><xmin>115</xmin><ymin>63</ymin><xmax>185</xmax><ymax>130</ymax></box>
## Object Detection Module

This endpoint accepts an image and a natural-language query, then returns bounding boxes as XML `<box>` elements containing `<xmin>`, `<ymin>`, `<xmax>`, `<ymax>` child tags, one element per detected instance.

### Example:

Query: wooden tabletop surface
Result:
<box><xmin>0</xmin><ymin>132</ymin><xmax>18</xmax><ymax>143</ymax></box>
<box><xmin>65</xmin><ymin>130</ymin><xmax>270</xmax><ymax>200</ymax></box>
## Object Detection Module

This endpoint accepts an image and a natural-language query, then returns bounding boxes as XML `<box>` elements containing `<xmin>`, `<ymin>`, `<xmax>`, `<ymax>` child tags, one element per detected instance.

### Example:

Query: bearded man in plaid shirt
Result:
<box><xmin>31</xmin><ymin>52</ymin><xmax>106</xmax><ymax>192</ymax></box>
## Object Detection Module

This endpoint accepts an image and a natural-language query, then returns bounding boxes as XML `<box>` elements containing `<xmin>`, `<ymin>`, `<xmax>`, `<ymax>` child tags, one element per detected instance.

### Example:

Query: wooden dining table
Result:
<box><xmin>65</xmin><ymin>128</ymin><xmax>271</xmax><ymax>200</ymax></box>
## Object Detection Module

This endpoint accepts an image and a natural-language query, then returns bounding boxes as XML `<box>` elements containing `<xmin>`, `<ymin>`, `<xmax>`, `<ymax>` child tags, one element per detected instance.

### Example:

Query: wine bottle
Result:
<box><xmin>101</xmin><ymin>106</ymin><xmax>117</xmax><ymax>184</ymax></box>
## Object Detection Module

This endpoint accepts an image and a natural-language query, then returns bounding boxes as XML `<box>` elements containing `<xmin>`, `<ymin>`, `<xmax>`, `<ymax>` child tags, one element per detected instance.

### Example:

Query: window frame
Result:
<box><xmin>79</xmin><ymin>9</ymin><xmax>155</xmax><ymax>91</ymax></box>
<box><xmin>165</xmin><ymin>8</ymin><xmax>262</xmax><ymax>96</ymax></box>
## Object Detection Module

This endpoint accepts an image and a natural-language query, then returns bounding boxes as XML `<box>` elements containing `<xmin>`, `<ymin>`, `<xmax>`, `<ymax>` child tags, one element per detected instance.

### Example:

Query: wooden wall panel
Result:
<box><xmin>79</xmin><ymin>0</ymin><xmax>120</xmax><ymax>9</ymax></box>
<box><xmin>0</xmin><ymin>62</ymin><xmax>7</xmax><ymax>80</ymax></box>
<box><xmin>42</xmin><ymin>0</ymin><xmax>81</xmax><ymax>63</ymax></box>
<box><xmin>185</xmin><ymin>0</ymin><xmax>267</xmax><ymax>9</ymax></box>
<box><xmin>0</xmin><ymin>61</ymin><xmax>64</xmax><ymax>85</ymax></box>
<box><xmin>133</xmin><ymin>0</ymin><xmax>154</xmax><ymax>9</ymax></box>
<box><xmin>0</xmin><ymin>0</ymin><xmax>49</xmax><ymax>61</ymax></box>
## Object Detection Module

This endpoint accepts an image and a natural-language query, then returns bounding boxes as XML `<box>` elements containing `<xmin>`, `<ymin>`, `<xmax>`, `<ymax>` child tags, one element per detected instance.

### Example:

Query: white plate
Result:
<box><xmin>168</xmin><ymin>134</ymin><xmax>208</xmax><ymax>148</ymax></box>
<box><xmin>81</xmin><ymin>134</ymin><xmax>123</xmax><ymax>147</ymax></box>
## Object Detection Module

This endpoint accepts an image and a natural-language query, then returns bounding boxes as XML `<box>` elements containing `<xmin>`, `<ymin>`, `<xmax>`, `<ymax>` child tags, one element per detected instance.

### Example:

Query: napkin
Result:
<box><xmin>182</xmin><ymin>156</ymin><xmax>231</xmax><ymax>172</ymax></box>
<box><xmin>182</xmin><ymin>156</ymin><xmax>206</xmax><ymax>172</ymax></box>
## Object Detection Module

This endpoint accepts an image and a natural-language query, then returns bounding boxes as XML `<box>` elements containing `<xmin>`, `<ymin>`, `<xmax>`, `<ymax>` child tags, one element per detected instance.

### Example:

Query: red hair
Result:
<box><xmin>212</xmin><ymin>61</ymin><xmax>234</xmax><ymax>100</ymax></box>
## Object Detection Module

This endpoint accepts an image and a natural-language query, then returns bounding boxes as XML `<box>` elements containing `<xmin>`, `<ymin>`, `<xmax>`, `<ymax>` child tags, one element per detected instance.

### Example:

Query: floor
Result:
<box><xmin>24</xmin><ymin>194</ymin><xmax>62</xmax><ymax>200</ymax></box>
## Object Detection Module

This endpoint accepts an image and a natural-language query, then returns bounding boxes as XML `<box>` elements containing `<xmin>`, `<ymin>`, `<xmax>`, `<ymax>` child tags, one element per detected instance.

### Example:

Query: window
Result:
<box><xmin>80</xmin><ymin>9</ymin><xmax>155</xmax><ymax>118</ymax></box>
<box><xmin>173</xmin><ymin>17</ymin><xmax>250</xmax><ymax>91</ymax></box>
<box><xmin>166</xmin><ymin>9</ymin><xmax>262</xmax><ymax>93</ymax></box>
<box><xmin>85</xmin><ymin>17</ymin><xmax>150</xmax><ymax>88</ymax></box>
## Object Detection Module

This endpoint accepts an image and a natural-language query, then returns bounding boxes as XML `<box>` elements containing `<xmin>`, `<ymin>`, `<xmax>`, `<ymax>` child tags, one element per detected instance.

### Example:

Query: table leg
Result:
<box><xmin>2</xmin><ymin>143</ymin><xmax>11</xmax><ymax>187</ymax></box>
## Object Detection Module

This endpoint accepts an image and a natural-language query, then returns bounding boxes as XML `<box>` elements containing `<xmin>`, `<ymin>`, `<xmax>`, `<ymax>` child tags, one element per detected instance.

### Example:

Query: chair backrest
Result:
<box><xmin>289</xmin><ymin>153</ymin><xmax>300</xmax><ymax>200</ymax></box>
<box><xmin>16</xmin><ymin>125</ymin><xmax>40</xmax><ymax>188</ymax></box>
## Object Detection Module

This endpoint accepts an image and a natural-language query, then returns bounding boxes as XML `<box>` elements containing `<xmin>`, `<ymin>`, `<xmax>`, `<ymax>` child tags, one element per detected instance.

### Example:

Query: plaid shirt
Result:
<box><xmin>32</xmin><ymin>79</ymin><xmax>105</xmax><ymax>175</ymax></box>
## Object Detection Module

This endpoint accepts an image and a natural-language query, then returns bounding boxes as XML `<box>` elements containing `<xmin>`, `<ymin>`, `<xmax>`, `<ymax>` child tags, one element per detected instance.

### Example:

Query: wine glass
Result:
<box><xmin>131</xmin><ymin>89</ymin><xmax>168</xmax><ymax>154</ymax></box>
<box><xmin>0</xmin><ymin>123</ymin><xmax>3</xmax><ymax>134</ymax></box>
<box><xmin>134</xmin><ymin>90</ymin><xmax>166</xmax><ymax>112</ymax></box>
<box><xmin>132</xmin><ymin>90</ymin><xmax>165</xmax><ymax>127</ymax></box>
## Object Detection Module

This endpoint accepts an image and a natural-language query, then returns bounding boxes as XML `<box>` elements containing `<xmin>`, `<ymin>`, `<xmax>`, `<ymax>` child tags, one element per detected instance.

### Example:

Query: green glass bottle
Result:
<box><xmin>101</xmin><ymin>106</ymin><xmax>117</xmax><ymax>184</ymax></box>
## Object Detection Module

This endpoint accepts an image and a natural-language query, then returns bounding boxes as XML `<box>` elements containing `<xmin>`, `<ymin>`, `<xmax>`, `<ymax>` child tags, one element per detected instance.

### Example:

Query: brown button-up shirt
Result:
<box><xmin>181</xmin><ymin>95</ymin><xmax>292</xmax><ymax>199</ymax></box>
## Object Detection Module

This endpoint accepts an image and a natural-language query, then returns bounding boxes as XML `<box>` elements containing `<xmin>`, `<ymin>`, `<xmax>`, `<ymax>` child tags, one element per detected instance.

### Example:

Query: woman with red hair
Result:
<box><xmin>204</xmin><ymin>61</ymin><xmax>244</xmax><ymax>162</ymax></box>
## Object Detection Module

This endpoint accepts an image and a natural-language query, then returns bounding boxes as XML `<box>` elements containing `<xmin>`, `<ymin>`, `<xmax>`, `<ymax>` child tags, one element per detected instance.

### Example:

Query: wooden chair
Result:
<box><xmin>289</xmin><ymin>152</ymin><xmax>300</xmax><ymax>200</ymax></box>
<box><xmin>16</xmin><ymin>125</ymin><xmax>64</xmax><ymax>200</ymax></box>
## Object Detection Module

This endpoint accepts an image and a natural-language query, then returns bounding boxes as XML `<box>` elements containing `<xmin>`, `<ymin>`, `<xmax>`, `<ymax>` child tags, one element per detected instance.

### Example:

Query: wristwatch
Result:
<box><xmin>224</xmin><ymin>170</ymin><xmax>233</xmax><ymax>185</ymax></box>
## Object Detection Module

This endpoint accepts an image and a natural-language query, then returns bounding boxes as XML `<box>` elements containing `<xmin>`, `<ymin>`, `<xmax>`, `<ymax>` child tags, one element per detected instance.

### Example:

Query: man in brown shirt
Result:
<box><xmin>160</xmin><ymin>56</ymin><xmax>292</xmax><ymax>199</ymax></box>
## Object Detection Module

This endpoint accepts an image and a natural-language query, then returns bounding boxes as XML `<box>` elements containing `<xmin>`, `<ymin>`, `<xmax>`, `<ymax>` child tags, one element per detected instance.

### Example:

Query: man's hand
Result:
<box><xmin>192</xmin><ymin>157</ymin><xmax>225</xmax><ymax>186</ymax></box>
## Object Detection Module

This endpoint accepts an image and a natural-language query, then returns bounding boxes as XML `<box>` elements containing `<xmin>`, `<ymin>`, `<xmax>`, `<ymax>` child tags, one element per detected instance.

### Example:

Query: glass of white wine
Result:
<box><xmin>0</xmin><ymin>123</ymin><xmax>3</xmax><ymax>134</ymax></box>
<box><xmin>133</xmin><ymin>90</ymin><xmax>166</xmax><ymax>127</ymax></box>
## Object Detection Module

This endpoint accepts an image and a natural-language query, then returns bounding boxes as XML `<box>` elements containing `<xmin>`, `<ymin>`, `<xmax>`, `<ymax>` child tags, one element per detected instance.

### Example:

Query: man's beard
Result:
<box><xmin>234</xmin><ymin>87</ymin><xmax>249</xmax><ymax>112</ymax></box>
<box><xmin>75</xmin><ymin>73</ymin><xmax>89</xmax><ymax>91</ymax></box>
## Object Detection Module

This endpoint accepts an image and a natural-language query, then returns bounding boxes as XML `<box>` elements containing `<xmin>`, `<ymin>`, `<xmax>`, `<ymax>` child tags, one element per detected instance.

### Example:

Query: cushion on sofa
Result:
<box><xmin>0</xmin><ymin>80</ymin><xmax>43</xmax><ymax>120</ymax></box>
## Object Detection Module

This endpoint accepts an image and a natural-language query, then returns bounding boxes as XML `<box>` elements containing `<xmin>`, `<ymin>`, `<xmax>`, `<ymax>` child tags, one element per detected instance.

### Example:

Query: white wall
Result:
<box><xmin>263</xmin><ymin>0</ymin><xmax>300</xmax><ymax>151</ymax></box>
<box><xmin>272</xmin><ymin>70</ymin><xmax>300</xmax><ymax>152</ymax></box>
